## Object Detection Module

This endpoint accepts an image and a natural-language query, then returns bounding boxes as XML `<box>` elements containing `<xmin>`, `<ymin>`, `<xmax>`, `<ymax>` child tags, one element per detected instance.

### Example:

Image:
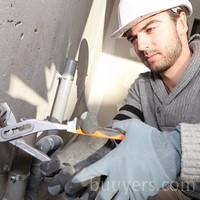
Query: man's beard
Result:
<box><xmin>142</xmin><ymin>35</ymin><xmax>182</xmax><ymax>74</ymax></box>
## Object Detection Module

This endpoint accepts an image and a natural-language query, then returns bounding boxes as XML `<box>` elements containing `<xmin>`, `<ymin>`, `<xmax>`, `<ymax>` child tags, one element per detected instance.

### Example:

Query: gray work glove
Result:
<box><xmin>40</xmin><ymin>160</ymin><xmax>76</xmax><ymax>196</ymax></box>
<box><xmin>64</xmin><ymin>119</ymin><xmax>180</xmax><ymax>200</ymax></box>
<box><xmin>40</xmin><ymin>139</ymin><xmax>115</xmax><ymax>198</ymax></box>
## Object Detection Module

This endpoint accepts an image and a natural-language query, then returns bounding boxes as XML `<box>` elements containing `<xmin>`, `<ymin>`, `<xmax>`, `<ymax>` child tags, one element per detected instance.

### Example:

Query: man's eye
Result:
<box><xmin>146</xmin><ymin>27</ymin><xmax>155</xmax><ymax>33</ymax></box>
<box><xmin>127</xmin><ymin>35</ymin><xmax>137</xmax><ymax>44</ymax></box>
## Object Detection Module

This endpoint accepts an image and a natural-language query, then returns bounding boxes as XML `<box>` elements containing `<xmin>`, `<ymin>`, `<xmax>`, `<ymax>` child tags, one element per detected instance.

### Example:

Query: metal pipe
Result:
<box><xmin>4</xmin><ymin>172</ymin><xmax>29</xmax><ymax>200</ymax></box>
<box><xmin>0</xmin><ymin>103</ymin><xmax>32</xmax><ymax>200</ymax></box>
<box><xmin>25</xmin><ymin>58</ymin><xmax>77</xmax><ymax>200</ymax></box>
<box><xmin>25</xmin><ymin>135</ymin><xmax>63</xmax><ymax>200</ymax></box>
<box><xmin>50</xmin><ymin>58</ymin><xmax>78</xmax><ymax>123</ymax></box>
<box><xmin>0</xmin><ymin>174</ymin><xmax>7</xmax><ymax>199</ymax></box>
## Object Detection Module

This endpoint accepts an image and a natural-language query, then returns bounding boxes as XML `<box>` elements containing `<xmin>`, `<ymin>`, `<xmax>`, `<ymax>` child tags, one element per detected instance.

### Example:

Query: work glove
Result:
<box><xmin>40</xmin><ymin>159</ymin><xmax>76</xmax><ymax>196</ymax></box>
<box><xmin>64</xmin><ymin>119</ymin><xmax>180</xmax><ymax>200</ymax></box>
<box><xmin>40</xmin><ymin>139</ymin><xmax>115</xmax><ymax>198</ymax></box>
<box><xmin>40</xmin><ymin>111</ymin><xmax>117</xmax><ymax>198</ymax></box>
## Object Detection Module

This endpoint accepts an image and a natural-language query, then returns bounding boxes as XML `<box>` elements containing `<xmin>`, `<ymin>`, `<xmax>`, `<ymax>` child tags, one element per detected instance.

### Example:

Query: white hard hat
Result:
<box><xmin>112</xmin><ymin>0</ymin><xmax>193</xmax><ymax>38</ymax></box>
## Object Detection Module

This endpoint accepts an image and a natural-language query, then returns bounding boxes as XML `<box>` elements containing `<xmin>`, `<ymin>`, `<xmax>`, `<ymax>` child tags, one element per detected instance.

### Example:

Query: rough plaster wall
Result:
<box><xmin>0</xmin><ymin>0</ymin><xmax>93</xmax><ymax>120</ymax></box>
<box><xmin>0</xmin><ymin>0</ymin><xmax>93</xmax><ymax>198</ymax></box>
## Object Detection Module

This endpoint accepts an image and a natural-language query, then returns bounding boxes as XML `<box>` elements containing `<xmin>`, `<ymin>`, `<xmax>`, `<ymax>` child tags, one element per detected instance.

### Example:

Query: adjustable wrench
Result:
<box><xmin>0</xmin><ymin>103</ymin><xmax>125</xmax><ymax>161</ymax></box>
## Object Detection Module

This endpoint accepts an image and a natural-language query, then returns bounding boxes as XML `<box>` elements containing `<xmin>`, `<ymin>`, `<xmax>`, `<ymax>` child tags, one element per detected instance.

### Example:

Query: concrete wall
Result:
<box><xmin>0</xmin><ymin>0</ymin><xmax>93</xmax><ymax>198</ymax></box>
<box><xmin>0</xmin><ymin>0</ymin><xmax>93</xmax><ymax>120</ymax></box>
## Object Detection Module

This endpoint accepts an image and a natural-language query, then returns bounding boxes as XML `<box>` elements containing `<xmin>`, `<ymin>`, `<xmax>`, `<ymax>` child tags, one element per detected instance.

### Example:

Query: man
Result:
<box><xmin>41</xmin><ymin>0</ymin><xmax>200</xmax><ymax>199</ymax></box>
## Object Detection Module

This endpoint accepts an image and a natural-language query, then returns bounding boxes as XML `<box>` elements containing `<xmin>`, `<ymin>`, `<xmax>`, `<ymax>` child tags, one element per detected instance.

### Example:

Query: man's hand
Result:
<box><xmin>64</xmin><ymin>119</ymin><xmax>181</xmax><ymax>200</ymax></box>
<box><xmin>40</xmin><ymin>139</ymin><xmax>115</xmax><ymax>198</ymax></box>
<box><xmin>40</xmin><ymin>159</ymin><xmax>76</xmax><ymax>196</ymax></box>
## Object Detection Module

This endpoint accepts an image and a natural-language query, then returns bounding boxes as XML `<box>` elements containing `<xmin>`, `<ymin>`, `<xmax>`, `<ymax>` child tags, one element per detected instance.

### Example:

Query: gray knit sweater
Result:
<box><xmin>113</xmin><ymin>34</ymin><xmax>200</xmax><ymax>183</ymax></box>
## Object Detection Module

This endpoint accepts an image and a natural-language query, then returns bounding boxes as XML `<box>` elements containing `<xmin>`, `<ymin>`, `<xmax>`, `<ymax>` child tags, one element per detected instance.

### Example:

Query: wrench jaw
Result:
<box><xmin>0</xmin><ymin>122</ymin><xmax>34</xmax><ymax>142</ymax></box>
<box><xmin>10</xmin><ymin>139</ymin><xmax>51</xmax><ymax>162</ymax></box>
<box><xmin>0</xmin><ymin>102</ymin><xmax>17</xmax><ymax>125</ymax></box>
<box><xmin>0</xmin><ymin>103</ymin><xmax>52</xmax><ymax>161</ymax></box>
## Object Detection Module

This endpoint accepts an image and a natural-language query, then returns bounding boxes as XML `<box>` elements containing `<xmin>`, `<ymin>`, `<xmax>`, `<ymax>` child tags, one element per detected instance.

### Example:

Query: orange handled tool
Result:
<box><xmin>76</xmin><ymin>127</ymin><xmax>125</xmax><ymax>140</ymax></box>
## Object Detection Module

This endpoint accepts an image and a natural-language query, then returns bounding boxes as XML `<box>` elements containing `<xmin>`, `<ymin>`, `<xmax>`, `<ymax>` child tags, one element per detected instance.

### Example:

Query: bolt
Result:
<box><xmin>10</xmin><ymin>176</ymin><xmax>16</xmax><ymax>183</ymax></box>
<box><xmin>3</xmin><ymin>164</ymin><xmax>10</xmax><ymax>172</ymax></box>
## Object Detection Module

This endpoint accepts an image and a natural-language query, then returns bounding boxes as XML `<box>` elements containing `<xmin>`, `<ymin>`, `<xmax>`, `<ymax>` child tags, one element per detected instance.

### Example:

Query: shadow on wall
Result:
<box><xmin>60</xmin><ymin>39</ymin><xmax>90</xmax><ymax>145</ymax></box>
<box><xmin>70</xmin><ymin>38</ymin><xmax>89</xmax><ymax>119</ymax></box>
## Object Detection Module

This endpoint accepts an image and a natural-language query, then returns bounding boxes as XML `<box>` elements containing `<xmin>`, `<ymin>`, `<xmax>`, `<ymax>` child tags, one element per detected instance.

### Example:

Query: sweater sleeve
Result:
<box><xmin>180</xmin><ymin>123</ymin><xmax>200</xmax><ymax>182</ymax></box>
<box><xmin>113</xmin><ymin>77</ymin><xmax>144</xmax><ymax>123</ymax></box>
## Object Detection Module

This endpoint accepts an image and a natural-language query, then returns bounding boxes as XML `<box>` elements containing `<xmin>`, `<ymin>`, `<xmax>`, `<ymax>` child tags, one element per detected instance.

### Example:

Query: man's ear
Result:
<box><xmin>176</xmin><ymin>12</ymin><xmax>188</xmax><ymax>36</ymax></box>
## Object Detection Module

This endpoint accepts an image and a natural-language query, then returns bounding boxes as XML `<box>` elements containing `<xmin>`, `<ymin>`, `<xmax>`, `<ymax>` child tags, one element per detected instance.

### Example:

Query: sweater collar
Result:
<box><xmin>150</xmin><ymin>34</ymin><xmax>200</xmax><ymax>104</ymax></box>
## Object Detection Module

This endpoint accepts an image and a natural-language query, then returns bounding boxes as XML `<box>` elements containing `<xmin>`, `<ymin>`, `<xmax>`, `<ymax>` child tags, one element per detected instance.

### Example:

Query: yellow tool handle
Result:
<box><xmin>76</xmin><ymin>128</ymin><xmax>125</xmax><ymax>140</ymax></box>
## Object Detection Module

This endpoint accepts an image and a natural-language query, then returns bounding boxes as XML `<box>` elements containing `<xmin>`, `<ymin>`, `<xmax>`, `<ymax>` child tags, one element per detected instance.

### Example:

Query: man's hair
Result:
<box><xmin>167</xmin><ymin>6</ymin><xmax>189</xmax><ymax>22</ymax></box>
<box><xmin>167</xmin><ymin>6</ymin><xmax>189</xmax><ymax>36</ymax></box>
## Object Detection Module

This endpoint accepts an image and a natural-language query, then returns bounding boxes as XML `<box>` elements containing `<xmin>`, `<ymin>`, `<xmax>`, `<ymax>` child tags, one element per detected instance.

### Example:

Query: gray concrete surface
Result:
<box><xmin>0</xmin><ymin>0</ymin><xmax>93</xmax><ymax>199</ymax></box>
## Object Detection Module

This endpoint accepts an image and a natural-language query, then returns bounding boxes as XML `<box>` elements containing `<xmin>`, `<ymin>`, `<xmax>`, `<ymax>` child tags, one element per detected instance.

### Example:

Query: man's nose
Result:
<box><xmin>136</xmin><ymin>34</ymin><xmax>150</xmax><ymax>52</ymax></box>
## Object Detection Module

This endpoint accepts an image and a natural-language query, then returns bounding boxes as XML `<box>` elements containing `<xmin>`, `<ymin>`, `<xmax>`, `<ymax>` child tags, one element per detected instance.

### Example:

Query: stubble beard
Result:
<box><xmin>144</xmin><ymin>35</ymin><xmax>183</xmax><ymax>74</ymax></box>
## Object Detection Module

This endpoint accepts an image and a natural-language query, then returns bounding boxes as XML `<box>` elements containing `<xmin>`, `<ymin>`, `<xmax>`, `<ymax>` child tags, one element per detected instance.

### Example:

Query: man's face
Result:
<box><xmin>126</xmin><ymin>11</ymin><xmax>183</xmax><ymax>74</ymax></box>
